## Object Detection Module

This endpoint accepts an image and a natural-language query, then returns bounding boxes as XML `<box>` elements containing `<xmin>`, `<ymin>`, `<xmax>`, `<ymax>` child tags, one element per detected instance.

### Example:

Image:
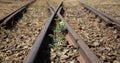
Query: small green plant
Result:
<box><xmin>49</xmin><ymin>20</ymin><xmax>67</xmax><ymax>49</ymax></box>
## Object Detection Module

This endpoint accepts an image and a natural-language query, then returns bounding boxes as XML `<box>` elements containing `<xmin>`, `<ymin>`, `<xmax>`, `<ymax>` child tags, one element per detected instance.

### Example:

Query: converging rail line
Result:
<box><xmin>24</xmin><ymin>0</ymin><xmax>120</xmax><ymax>63</ymax></box>
<box><xmin>0</xmin><ymin>0</ymin><xmax>119</xmax><ymax>63</ymax></box>
<box><xmin>24</xmin><ymin>0</ymin><xmax>102</xmax><ymax>63</ymax></box>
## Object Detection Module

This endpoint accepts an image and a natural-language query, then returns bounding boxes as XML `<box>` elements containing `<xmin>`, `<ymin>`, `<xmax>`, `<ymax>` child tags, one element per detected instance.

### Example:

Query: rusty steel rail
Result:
<box><xmin>96</xmin><ymin>9</ymin><xmax>120</xmax><ymax>25</ymax></box>
<box><xmin>24</xmin><ymin>0</ymin><xmax>103</xmax><ymax>63</ymax></box>
<box><xmin>47</xmin><ymin>0</ymin><xmax>102</xmax><ymax>63</ymax></box>
<box><xmin>0</xmin><ymin>0</ymin><xmax>35</xmax><ymax>26</ymax></box>
<box><xmin>79</xmin><ymin>1</ymin><xmax>120</xmax><ymax>26</ymax></box>
<box><xmin>23</xmin><ymin>0</ymin><xmax>64</xmax><ymax>63</ymax></box>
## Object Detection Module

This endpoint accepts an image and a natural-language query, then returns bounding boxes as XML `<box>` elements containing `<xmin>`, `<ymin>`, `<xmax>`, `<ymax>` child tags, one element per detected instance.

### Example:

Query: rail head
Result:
<box><xmin>79</xmin><ymin>0</ymin><xmax>120</xmax><ymax>26</ymax></box>
<box><xmin>0</xmin><ymin>0</ymin><xmax>35</xmax><ymax>26</ymax></box>
<box><xmin>48</xmin><ymin>1</ymin><xmax>102</xmax><ymax>63</ymax></box>
<box><xmin>24</xmin><ymin>0</ymin><xmax>102</xmax><ymax>63</ymax></box>
<box><xmin>23</xmin><ymin>0</ymin><xmax>64</xmax><ymax>63</ymax></box>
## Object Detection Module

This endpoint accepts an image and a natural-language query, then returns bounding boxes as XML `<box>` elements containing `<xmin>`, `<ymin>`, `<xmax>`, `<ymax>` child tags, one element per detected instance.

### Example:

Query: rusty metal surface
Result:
<box><xmin>79</xmin><ymin>1</ymin><xmax>120</xmax><ymax>26</ymax></box>
<box><xmin>0</xmin><ymin>0</ymin><xmax>35</xmax><ymax>25</ymax></box>
<box><xmin>96</xmin><ymin>9</ymin><xmax>120</xmax><ymax>25</ymax></box>
<box><xmin>58</xmin><ymin>9</ymin><xmax>102</xmax><ymax>63</ymax></box>
<box><xmin>1</xmin><ymin>7</ymin><xmax>25</xmax><ymax>25</ymax></box>
<box><xmin>81</xmin><ymin>3</ymin><xmax>111</xmax><ymax>24</ymax></box>
<box><xmin>47</xmin><ymin>1</ymin><xmax>102</xmax><ymax>63</ymax></box>
<box><xmin>23</xmin><ymin>0</ymin><xmax>63</xmax><ymax>63</ymax></box>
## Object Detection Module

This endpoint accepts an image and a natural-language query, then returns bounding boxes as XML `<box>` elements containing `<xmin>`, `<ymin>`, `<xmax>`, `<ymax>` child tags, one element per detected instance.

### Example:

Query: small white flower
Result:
<box><xmin>60</xmin><ymin>21</ymin><xmax>64</xmax><ymax>26</ymax></box>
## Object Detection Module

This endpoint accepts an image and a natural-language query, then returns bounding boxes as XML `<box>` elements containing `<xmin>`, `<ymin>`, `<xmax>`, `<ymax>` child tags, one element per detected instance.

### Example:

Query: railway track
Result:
<box><xmin>80</xmin><ymin>0</ymin><xmax>120</xmax><ymax>19</ymax></box>
<box><xmin>0</xmin><ymin>0</ymin><xmax>35</xmax><ymax>26</ymax></box>
<box><xmin>79</xmin><ymin>1</ymin><xmax>120</xmax><ymax>28</ymax></box>
<box><xmin>0</xmin><ymin>0</ymin><xmax>29</xmax><ymax>18</ymax></box>
<box><xmin>0</xmin><ymin>0</ymin><xmax>49</xmax><ymax>63</ymax></box>
<box><xmin>64</xmin><ymin>0</ymin><xmax>120</xmax><ymax>63</ymax></box>
<box><xmin>0</xmin><ymin>0</ymin><xmax>120</xmax><ymax>63</ymax></box>
<box><xmin>24</xmin><ymin>0</ymin><xmax>102</xmax><ymax>63</ymax></box>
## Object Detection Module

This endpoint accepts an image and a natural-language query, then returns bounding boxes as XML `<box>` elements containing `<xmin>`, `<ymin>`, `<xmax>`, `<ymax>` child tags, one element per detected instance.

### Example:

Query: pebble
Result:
<box><xmin>93</xmin><ymin>41</ymin><xmax>100</xmax><ymax>47</ymax></box>
<box><xmin>113</xmin><ymin>60</ymin><xmax>120</xmax><ymax>63</ymax></box>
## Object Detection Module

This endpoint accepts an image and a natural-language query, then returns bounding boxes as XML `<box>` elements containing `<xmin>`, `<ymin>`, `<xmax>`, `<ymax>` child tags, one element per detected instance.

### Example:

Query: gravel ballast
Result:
<box><xmin>0</xmin><ymin>0</ymin><xmax>49</xmax><ymax>63</ymax></box>
<box><xmin>64</xmin><ymin>0</ymin><xmax>120</xmax><ymax>63</ymax></box>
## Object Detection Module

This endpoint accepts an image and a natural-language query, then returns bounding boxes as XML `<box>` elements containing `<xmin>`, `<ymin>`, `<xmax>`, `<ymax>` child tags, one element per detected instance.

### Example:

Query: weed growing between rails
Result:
<box><xmin>34</xmin><ymin>18</ymin><xmax>80</xmax><ymax>62</ymax></box>
<box><xmin>48</xmin><ymin>19</ymin><xmax>79</xmax><ymax>62</ymax></box>
<box><xmin>49</xmin><ymin>19</ymin><xmax>67</xmax><ymax>50</ymax></box>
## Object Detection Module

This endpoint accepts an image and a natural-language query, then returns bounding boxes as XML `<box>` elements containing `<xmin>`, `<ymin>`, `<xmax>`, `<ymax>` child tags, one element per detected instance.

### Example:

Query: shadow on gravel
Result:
<box><xmin>33</xmin><ymin>18</ymin><xmax>57</xmax><ymax>63</ymax></box>
<box><xmin>33</xmin><ymin>30</ymin><xmax>52</xmax><ymax>63</ymax></box>
<box><xmin>60</xmin><ymin>4</ymin><xmax>65</xmax><ymax>17</ymax></box>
